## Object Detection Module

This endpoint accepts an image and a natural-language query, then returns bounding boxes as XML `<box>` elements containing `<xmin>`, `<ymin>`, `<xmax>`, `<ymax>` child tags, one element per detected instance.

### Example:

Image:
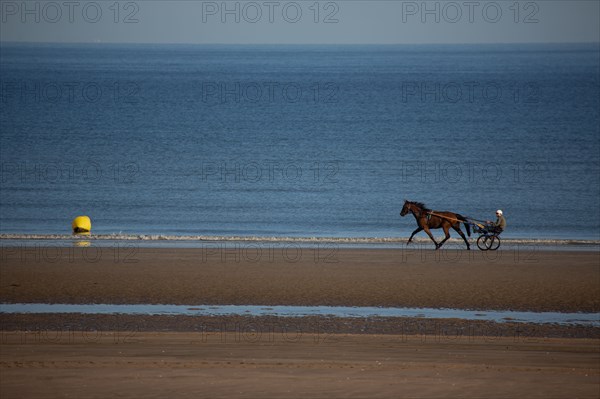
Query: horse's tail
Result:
<box><xmin>456</xmin><ymin>214</ymin><xmax>471</xmax><ymax>237</ymax></box>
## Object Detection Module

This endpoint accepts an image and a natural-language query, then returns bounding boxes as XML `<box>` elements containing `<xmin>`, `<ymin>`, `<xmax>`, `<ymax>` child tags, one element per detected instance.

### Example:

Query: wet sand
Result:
<box><xmin>1</xmin><ymin>331</ymin><xmax>598</xmax><ymax>399</ymax></box>
<box><xmin>1</xmin><ymin>246</ymin><xmax>599</xmax><ymax>312</ymax></box>
<box><xmin>1</xmin><ymin>246</ymin><xmax>599</xmax><ymax>398</ymax></box>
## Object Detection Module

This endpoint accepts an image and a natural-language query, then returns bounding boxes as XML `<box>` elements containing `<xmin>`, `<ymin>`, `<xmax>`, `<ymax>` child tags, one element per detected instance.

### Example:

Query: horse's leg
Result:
<box><xmin>437</xmin><ymin>224</ymin><xmax>451</xmax><ymax>249</ymax></box>
<box><xmin>422</xmin><ymin>225</ymin><xmax>439</xmax><ymax>249</ymax></box>
<box><xmin>453</xmin><ymin>224</ymin><xmax>471</xmax><ymax>250</ymax></box>
<box><xmin>407</xmin><ymin>227</ymin><xmax>423</xmax><ymax>245</ymax></box>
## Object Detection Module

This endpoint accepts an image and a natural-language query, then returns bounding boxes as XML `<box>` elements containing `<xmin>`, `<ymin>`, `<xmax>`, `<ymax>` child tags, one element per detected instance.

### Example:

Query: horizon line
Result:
<box><xmin>2</xmin><ymin>40</ymin><xmax>599</xmax><ymax>46</ymax></box>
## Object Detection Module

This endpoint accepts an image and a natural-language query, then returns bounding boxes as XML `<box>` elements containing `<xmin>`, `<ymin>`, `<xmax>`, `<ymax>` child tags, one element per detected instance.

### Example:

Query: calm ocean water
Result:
<box><xmin>1</xmin><ymin>43</ymin><xmax>599</xmax><ymax>240</ymax></box>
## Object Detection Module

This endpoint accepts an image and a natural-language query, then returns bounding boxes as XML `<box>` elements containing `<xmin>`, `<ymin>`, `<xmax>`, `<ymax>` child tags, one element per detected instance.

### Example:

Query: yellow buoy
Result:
<box><xmin>72</xmin><ymin>216</ymin><xmax>91</xmax><ymax>235</ymax></box>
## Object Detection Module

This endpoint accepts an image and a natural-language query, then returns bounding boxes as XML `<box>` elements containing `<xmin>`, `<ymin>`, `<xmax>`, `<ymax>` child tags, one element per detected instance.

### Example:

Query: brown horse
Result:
<box><xmin>400</xmin><ymin>200</ymin><xmax>471</xmax><ymax>250</ymax></box>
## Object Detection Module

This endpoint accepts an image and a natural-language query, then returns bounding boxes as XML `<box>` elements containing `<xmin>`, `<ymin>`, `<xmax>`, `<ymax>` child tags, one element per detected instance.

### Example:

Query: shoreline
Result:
<box><xmin>1</xmin><ymin>234</ymin><xmax>599</xmax><ymax>250</ymax></box>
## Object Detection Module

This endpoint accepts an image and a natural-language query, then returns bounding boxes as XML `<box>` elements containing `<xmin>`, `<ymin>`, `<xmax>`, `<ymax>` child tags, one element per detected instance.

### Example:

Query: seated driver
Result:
<box><xmin>489</xmin><ymin>209</ymin><xmax>506</xmax><ymax>234</ymax></box>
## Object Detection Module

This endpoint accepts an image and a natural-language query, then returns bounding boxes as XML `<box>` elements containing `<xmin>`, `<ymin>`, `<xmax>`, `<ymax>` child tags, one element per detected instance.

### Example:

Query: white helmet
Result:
<box><xmin>496</xmin><ymin>210</ymin><xmax>503</xmax><ymax>215</ymax></box>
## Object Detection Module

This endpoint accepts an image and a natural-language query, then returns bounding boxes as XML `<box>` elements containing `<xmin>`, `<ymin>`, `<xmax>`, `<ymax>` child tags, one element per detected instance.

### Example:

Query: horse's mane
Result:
<box><xmin>408</xmin><ymin>201</ymin><xmax>431</xmax><ymax>212</ymax></box>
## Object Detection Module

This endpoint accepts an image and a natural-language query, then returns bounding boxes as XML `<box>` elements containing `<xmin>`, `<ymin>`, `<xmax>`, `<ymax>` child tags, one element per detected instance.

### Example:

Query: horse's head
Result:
<box><xmin>400</xmin><ymin>200</ymin><xmax>410</xmax><ymax>217</ymax></box>
<box><xmin>401</xmin><ymin>201</ymin><xmax>427</xmax><ymax>217</ymax></box>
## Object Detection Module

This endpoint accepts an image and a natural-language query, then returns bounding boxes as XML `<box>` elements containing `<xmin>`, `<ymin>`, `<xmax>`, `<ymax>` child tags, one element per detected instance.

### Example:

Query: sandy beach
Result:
<box><xmin>1</xmin><ymin>246</ymin><xmax>598</xmax><ymax>311</ymax></box>
<box><xmin>1</xmin><ymin>331</ymin><xmax>598</xmax><ymax>399</ymax></box>
<box><xmin>1</xmin><ymin>245</ymin><xmax>599</xmax><ymax>398</ymax></box>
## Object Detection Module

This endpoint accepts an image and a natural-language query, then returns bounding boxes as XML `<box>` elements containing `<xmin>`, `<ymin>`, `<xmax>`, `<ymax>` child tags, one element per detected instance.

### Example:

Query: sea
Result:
<box><xmin>1</xmin><ymin>42</ymin><xmax>599</xmax><ymax>241</ymax></box>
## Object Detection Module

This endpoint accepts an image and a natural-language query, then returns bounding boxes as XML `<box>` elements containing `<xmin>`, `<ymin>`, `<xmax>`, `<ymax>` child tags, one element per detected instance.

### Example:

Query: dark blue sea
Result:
<box><xmin>1</xmin><ymin>43</ymin><xmax>599</xmax><ymax>240</ymax></box>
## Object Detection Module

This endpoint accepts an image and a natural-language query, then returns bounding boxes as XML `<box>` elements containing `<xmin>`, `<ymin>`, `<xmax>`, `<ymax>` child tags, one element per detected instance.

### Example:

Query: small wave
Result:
<box><xmin>0</xmin><ymin>233</ymin><xmax>598</xmax><ymax>246</ymax></box>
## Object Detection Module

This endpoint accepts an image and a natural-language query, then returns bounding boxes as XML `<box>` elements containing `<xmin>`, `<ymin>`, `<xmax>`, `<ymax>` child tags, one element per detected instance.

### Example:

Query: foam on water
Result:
<box><xmin>1</xmin><ymin>233</ymin><xmax>598</xmax><ymax>246</ymax></box>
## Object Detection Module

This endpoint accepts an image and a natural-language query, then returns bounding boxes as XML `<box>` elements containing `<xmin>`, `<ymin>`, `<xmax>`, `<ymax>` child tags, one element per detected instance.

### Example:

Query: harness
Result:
<box><xmin>425</xmin><ymin>210</ymin><xmax>490</xmax><ymax>230</ymax></box>
<box><xmin>408</xmin><ymin>204</ymin><xmax>470</xmax><ymax>225</ymax></box>
<box><xmin>424</xmin><ymin>211</ymin><xmax>462</xmax><ymax>224</ymax></box>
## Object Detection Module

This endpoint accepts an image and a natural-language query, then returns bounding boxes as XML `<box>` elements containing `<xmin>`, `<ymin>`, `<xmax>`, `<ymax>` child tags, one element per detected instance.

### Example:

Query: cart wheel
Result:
<box><xmin>488</xmin><ymin>235</ymin><xmax>501</xmax><ymax>250</ymax></box>
<box><xmin>477</xmin><ymin>234</ymin><xmax>501</xmax><ymax>251</ymax></box>
<box><xmin>476</xmin><ymin>235</ymin><xmax>489</xmax><ymax>251</ymax></box>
